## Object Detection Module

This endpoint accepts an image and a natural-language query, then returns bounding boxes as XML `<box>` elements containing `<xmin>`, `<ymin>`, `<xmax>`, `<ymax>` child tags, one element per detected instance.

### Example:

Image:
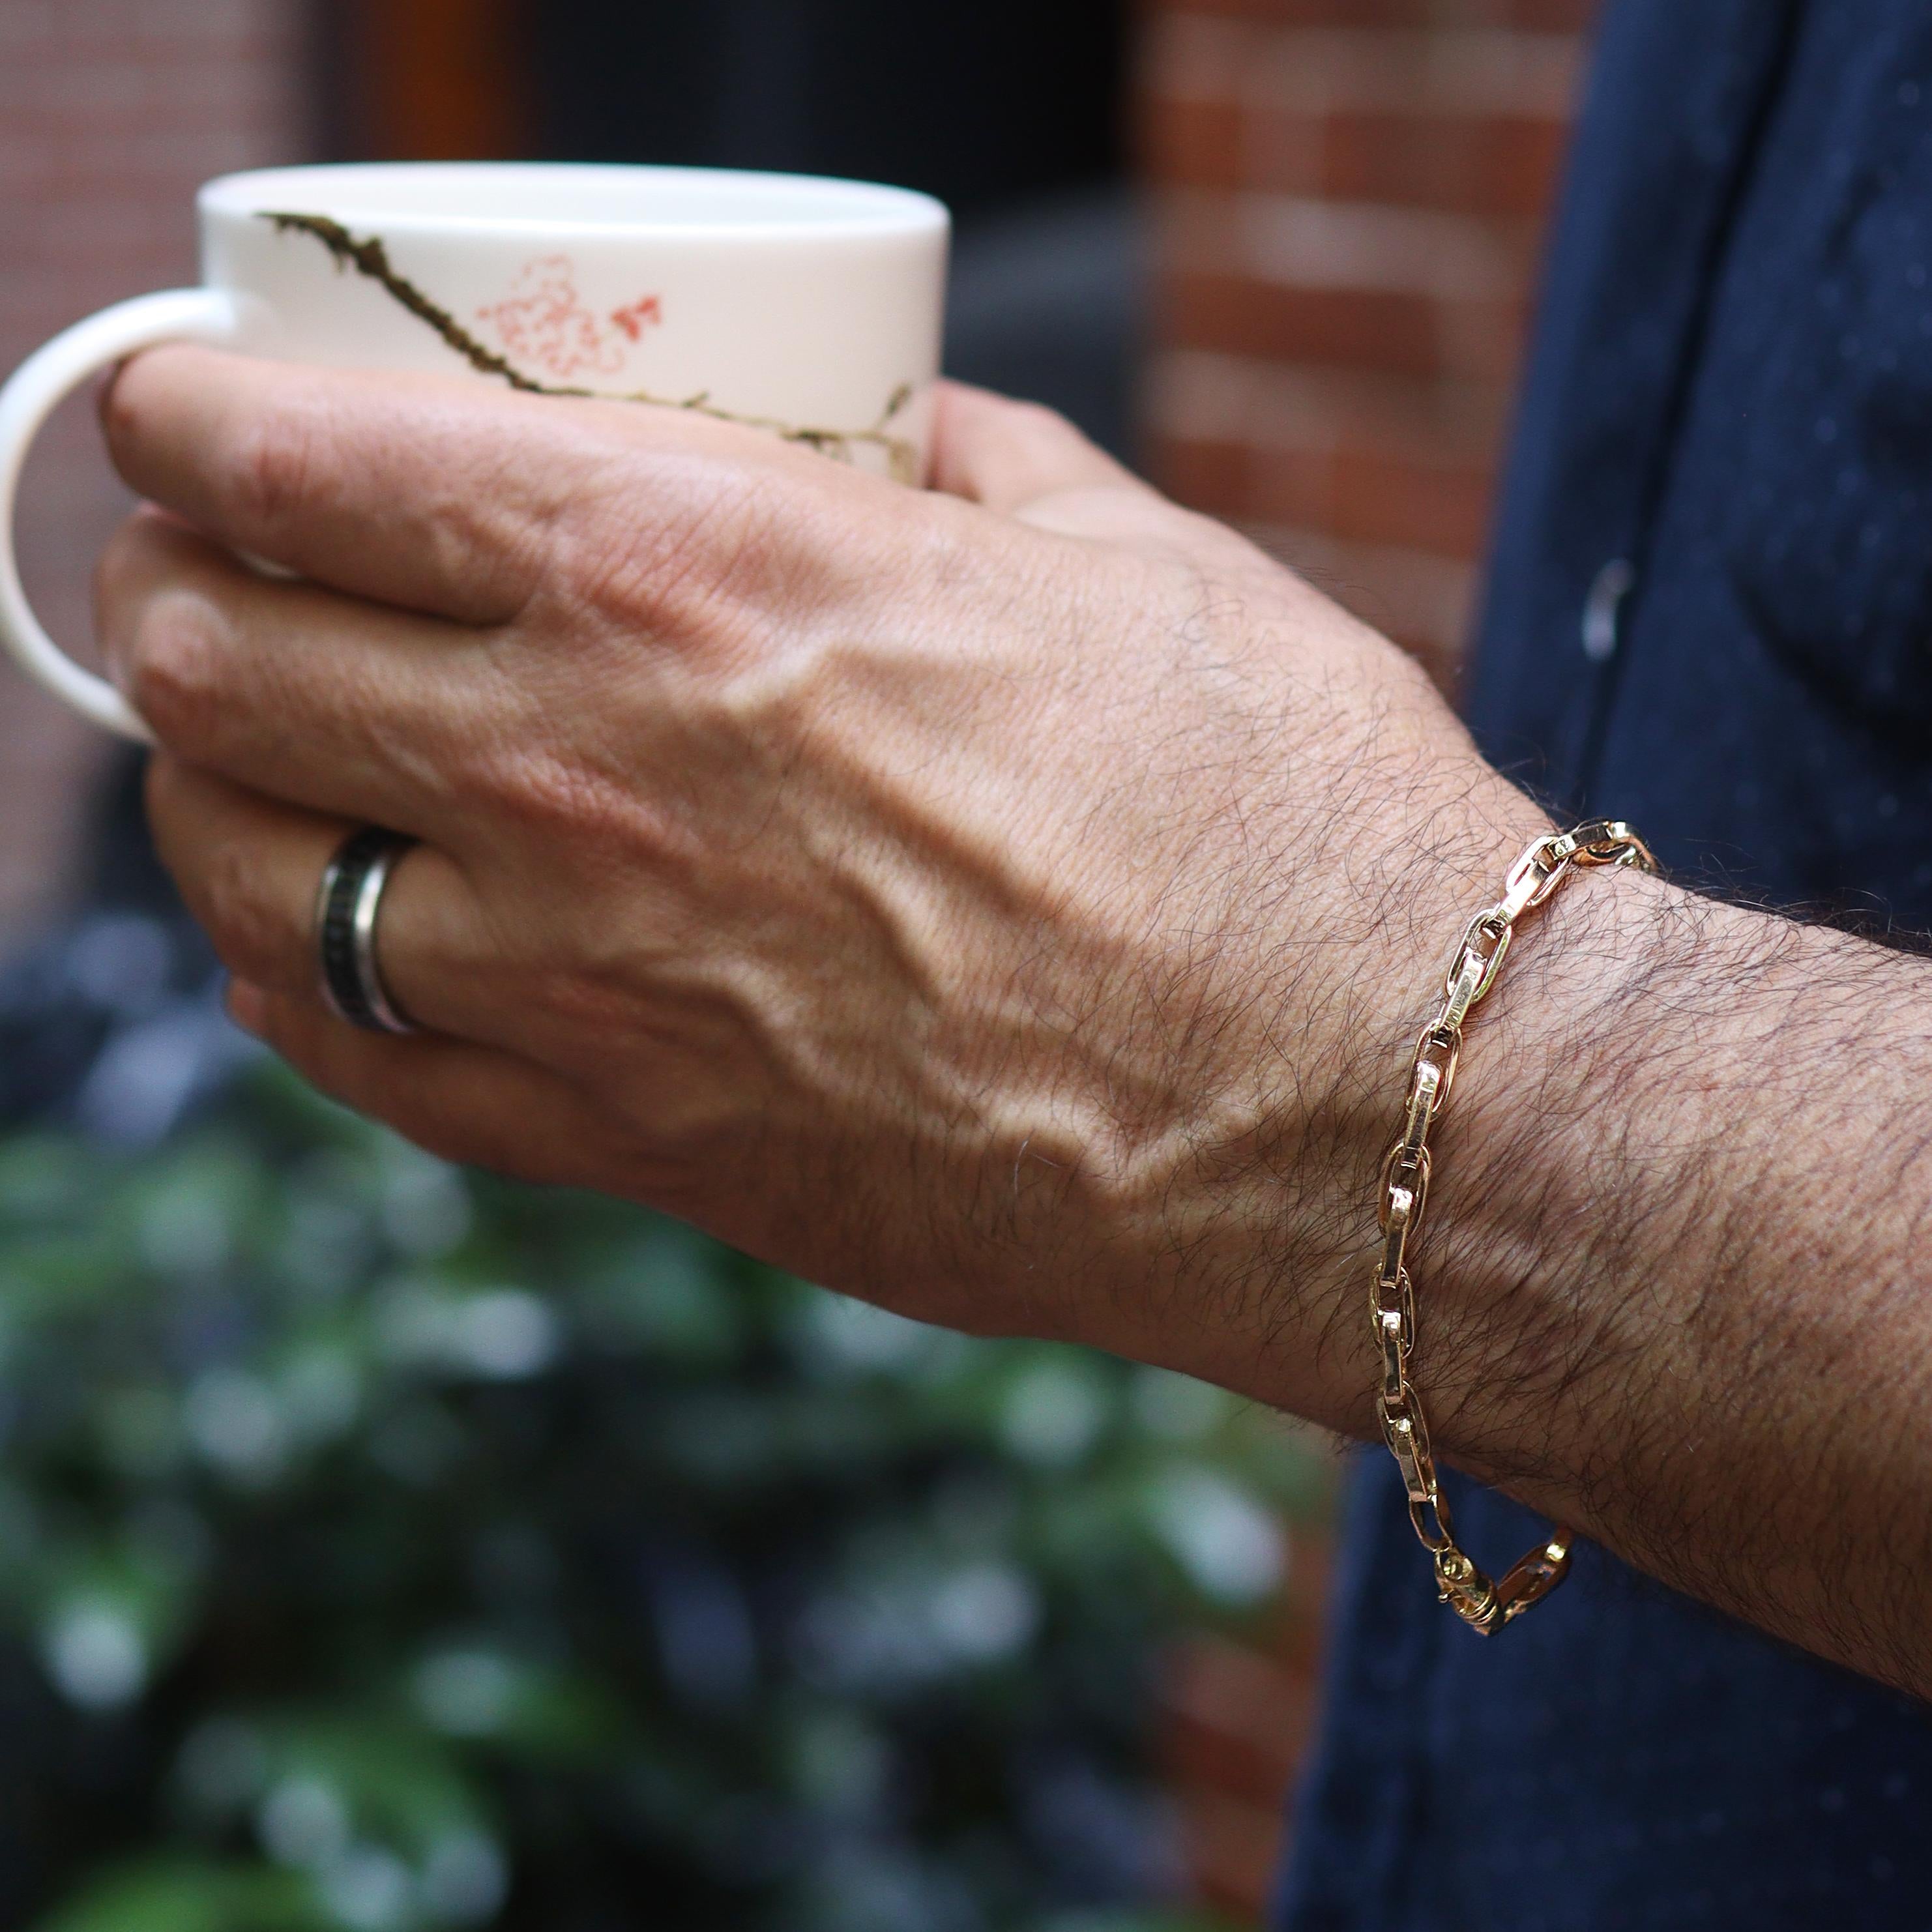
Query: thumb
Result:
<box><xmin>928</xmin><ymin>380</ymin><xmax>1151</xmax><ymax>514</ymax></box>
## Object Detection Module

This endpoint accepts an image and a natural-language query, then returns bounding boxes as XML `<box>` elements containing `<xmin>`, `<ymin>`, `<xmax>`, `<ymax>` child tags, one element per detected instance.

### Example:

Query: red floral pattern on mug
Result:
<box><xmin>477</xmin><ymin>256</ymin><xmax>661</xmax><ymax>381</ymax></box>
<box><xmin>609</xmin><ymin>295</ymin><xmax>662</xmax><ymax>342</ymax></box>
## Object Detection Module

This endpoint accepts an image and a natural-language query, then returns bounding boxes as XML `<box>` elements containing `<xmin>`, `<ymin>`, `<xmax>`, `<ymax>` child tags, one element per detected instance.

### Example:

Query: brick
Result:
<box><xmin>1328</xmin><ymin>443</ymin><xmax>1497</xmax><ymax>553</ymax></box>
<box><xmin>1156</xmin><ymin>435</ymin><xmax>1497</xmax><ymax>556</ymax></box>
<box><xmin>1160</xmin><ymin>270</ymin><xmax>1527</xmax><ymax>382</ymax></box>
<box><xmin>1192</xmin><ymin>102</ymin><xmax>1568</xmax><ymax>219</ymax></box>
<box><xmin>1151</xmin><ymin>432</ymin><xmax>1253</xmax><ymax>516</ymax></box>
<box><xmin>1245</xmin><ymin>520</ymin><xmax>1479</xmax><ymax>675</ymax></box>
<box><xmin>1250</xmin><ymin>192</ymin><xmax>1534</xmax><ymax>295</ymax></box>
<box><xmin>1141</xmin><ymin>92</ymin><xmax>1251</xmax><ymax>190</ymax></box>
<box><xmin>1162</xmin><ymin>270</ymin><xmax>1433</xmax><ymax>370</ymax></box>
<box><xmin>1158</xmin><ymin>186</ymin><xmax>1537</xmax><ymax>298</ymax></box>
<box><xmin>1147</xmin><ymin>345</ymin><xmax>1517</xmax><ymax>463</ymax></box>
<box><xmin>1141</xmin><ymin>16</ymin><xmax>1586</xmax><ymax>119</ymax></box>
<box><xmin>1166</xmin><ymin>1632</ymin><xmax>1317</xmax><ymax>1787</ymax></box>
<box><xmin>1310</xmin><ymin>106</ymin><xmax>1571</xmax><ymax>218</ymax></box>
<box><xmin>1175</xmin><ymin>1782</ymin><xmax>1291</xmax><ymax>1921</ymax></box>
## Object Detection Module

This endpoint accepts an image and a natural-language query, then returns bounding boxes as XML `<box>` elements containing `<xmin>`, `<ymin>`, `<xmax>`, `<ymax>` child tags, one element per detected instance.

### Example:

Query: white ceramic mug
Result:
<box><xmin>0</xmin><ymin>161</ymin><xmax>950</xmax><ymax>741</ymax></box>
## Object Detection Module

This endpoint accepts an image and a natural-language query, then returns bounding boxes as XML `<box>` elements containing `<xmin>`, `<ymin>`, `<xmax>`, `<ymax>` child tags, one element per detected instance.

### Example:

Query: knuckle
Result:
<box><xmin>533</xmin><ymin>959</ymin><xmax>641</xmax><ymax>1044</ymax></box>
<box><xmin>1010</xmin><ymin>396</ymin><xmax>1074</xmax><ymax>439</ymax></box>
<box><xmin>494</xmin><ymin>740</ymin><xmax>682</xmax><ymax>863</ymax></box>
<box><xmin>561</xmin><ymin>447</ymin><xmax>787</xmax><ymax>639</ymax></box>
<box><xmin>194</xmin><ymin>834</ymin><xmax>302</xmax><ymax>989</ymax></box>
<box><xmin>224</xmin><ymin>400</ymin><xmax>328</xmax><ymax>538</ymax></box>
<box><xmin>91</xmin><ymin>512</ymin><xmax>158</xmax><ymax>640</ymax></box>
<box><xmin>97</xmin><ymin>359</ymin><xmax>155</xmax><ymax>470</ymax></box>
<box><xmin>126</xmin><ymin>587</ymin><xmax>226</xmax><ymax>747</ymax></box>
<box><xmin>977</xmin><ymin>393</ymin><xmax>1082</xmax><ymax>460</ymax></box>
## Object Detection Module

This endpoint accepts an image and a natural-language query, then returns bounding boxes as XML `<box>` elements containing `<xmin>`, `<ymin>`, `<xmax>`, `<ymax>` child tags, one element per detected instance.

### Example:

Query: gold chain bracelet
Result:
<box><xmin>1373</xmin><ymin>819</ymin><xmax>1656</xmax><ymax>1634</ymax></box>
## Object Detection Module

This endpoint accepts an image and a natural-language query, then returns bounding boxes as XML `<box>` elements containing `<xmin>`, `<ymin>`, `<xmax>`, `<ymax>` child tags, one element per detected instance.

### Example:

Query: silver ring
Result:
<box><xmin>314</xmin><ymin>827</ymin><xmax>419</xmax><ymax>1035</ymax></box>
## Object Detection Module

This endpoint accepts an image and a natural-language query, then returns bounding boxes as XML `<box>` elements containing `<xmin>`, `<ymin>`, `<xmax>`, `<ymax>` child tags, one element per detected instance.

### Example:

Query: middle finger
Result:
<box><xmin>99</xmin><ymin>508</ymin><xmax>512</xmax><ymax>844</ymax></box>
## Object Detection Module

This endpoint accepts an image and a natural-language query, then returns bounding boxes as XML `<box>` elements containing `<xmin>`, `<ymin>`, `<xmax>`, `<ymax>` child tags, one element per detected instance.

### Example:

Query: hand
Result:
<box><xmin>95</xmin><ymin>348</ymin><xmax>1551</xmax><ymax>1420</ymax></box>
<box><xmin>100</xmin><ymin>349</ymin><xmax>1932</xmax><ymax>1697</ymax></box>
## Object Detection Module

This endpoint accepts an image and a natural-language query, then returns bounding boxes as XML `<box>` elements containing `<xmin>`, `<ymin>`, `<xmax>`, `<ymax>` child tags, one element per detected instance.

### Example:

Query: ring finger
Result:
<box><xmin>147</xmin><ymin>754</ymin><xmax>502</xmax><ymax>1044</ymax></box>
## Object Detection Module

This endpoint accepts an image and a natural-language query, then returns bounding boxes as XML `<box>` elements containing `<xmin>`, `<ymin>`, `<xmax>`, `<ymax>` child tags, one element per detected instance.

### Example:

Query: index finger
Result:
<box><xmin>100</xmin><ymin>345</ymin><xmax>605</xmax><ymax>624</ymax></box>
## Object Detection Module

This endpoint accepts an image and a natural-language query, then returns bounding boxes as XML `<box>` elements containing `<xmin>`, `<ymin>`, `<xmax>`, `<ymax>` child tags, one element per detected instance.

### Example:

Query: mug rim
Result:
<box><xmin>198</xmin><ymin>161</ymin><xmax>950</xmax><ymax>242</ymax></box>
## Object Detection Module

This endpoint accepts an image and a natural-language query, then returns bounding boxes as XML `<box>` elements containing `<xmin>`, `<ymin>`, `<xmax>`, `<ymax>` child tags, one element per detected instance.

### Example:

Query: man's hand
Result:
<box><xmin>93</xmin><ymin>348</ymin><xmax>1542</xmax><ymax>1415</ymax></box>
<box><xmin>93</xmin><ymin>347</ymin><xmax>1932</xmax><ymax>1699</ymax></box>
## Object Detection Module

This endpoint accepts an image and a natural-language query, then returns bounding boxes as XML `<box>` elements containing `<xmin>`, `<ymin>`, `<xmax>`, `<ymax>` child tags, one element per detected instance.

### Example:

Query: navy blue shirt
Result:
<box><xmin>1279</xmin><ymin>3</ymin><xmax>1932</xmax><ymax>1924</ymax></box>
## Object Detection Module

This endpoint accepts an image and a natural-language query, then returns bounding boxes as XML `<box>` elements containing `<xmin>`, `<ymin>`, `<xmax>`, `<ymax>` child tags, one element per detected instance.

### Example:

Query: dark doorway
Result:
<box><xmin>323</xmin><ymin>0</ymin><xmax>1140</xmax><ymax>456</ymax></box>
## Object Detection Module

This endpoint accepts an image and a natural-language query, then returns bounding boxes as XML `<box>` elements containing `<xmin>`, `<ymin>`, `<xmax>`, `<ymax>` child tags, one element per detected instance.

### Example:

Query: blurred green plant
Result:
<box><xmin>0</xmin><ymin>1063</ymin><xmax>1320</xmax><ymax>1932</ymax></box>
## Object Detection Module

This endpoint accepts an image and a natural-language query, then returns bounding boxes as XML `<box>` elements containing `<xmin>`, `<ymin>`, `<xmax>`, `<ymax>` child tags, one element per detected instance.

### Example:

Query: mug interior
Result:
<box><xmin>199</xmin><ymin>162</ymin><xmax>948</xmax><ymax>239</ymax></box>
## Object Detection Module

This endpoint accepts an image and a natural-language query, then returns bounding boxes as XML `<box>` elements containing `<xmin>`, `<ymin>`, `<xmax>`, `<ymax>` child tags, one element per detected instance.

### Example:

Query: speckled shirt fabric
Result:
<box><xmin>1276</xmin><ymin>2</ymin><xmax>1932</xmax><ymax>1925</ymax></box>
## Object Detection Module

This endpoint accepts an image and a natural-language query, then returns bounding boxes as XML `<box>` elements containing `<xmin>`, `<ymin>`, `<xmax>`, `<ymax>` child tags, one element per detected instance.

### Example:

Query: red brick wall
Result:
<box><xmin>1140</xmin><ymin>0</ymin><xmax>1594</xmax><ymax>686</ymax></box>
<box><xmin>1162</xmin><ymin>1506</ymin><xmax>1334</xmax><ymax>1920</ymax></box>
<box><xmin>0</xmin><ymin>1</ymin><xmax>307</xmax><ymax>937</ymax></box>
<box><xmin>1137</xmin><ymin>3</ymin><xmax>1594</xmax><ymax>1917</ymax></box>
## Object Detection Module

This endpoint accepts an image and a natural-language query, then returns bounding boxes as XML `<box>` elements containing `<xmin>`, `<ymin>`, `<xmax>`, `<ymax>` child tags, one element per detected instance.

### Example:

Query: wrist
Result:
<box><xmin>1108</xmin><ymin>761</ymin><xmax>1566</xmax><ymax>1431</ymax></box>
<box><xmin>1400</xmin><ymin>857</ymin><xmax>1695</xmax><ymax>1486</ymax></box>
<box><xmin>1291</xmin><ymin>816</ymin><xmax>1690</xmax><ymax>1631</ymax></box>
<box><xmin>1205</xmin><ymin>795</ymin><xmax>1678</xmax><ymax>1461</ymax></box>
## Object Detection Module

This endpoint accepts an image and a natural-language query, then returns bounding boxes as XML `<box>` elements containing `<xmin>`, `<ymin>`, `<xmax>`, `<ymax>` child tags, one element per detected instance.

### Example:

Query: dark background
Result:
<box><xmin>526</xmin><ymin>0</ymin><xmax>1126</xmax><ymax>226</ymax></box>
<box><xmin>320</xmin><ymin>0</ymin><xmax>1141</xmax><ymax>460</ymax></box>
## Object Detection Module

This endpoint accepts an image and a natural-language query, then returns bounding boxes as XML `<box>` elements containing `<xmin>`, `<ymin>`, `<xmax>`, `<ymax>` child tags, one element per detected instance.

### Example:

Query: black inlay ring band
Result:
<box><xmin>314</xmin><ymin>827</ymin><xmax>419</xmax><ymax>1035</ymax></box>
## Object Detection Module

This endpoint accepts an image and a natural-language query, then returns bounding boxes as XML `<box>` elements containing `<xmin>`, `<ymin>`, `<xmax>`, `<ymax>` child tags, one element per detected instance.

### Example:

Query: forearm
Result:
<box><xmin>1343</xmin><ymin>862</ymin><xmax>1932</xmax><ymax>1695</ymax></box>
<box><xmin>95</xmin><ymin>346</ymin><xmax>1932</xmax><ymax>1693</ymax></box>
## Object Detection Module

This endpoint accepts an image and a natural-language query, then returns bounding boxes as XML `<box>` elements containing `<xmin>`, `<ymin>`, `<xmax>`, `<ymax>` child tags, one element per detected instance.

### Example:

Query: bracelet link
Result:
<box><xmin>1379</xmin><ymin>1141</ymin><xmax>1429</xmax><ymax>1230</ymax></box>
<box><xmin>1445</xmin><ymin>906</ymin><xmax>1512</xmax><ymax>1012</ymax></box>
<box><xmin>1370</xmin><ymin>819</ymin><xmax>1654</xmax><ymax>1634</ymax></box>
<box><xmin>1412</xmin><ymin>1023</ymin><xmax>1461</xmax><ymax>1112</ymax></box>
<box><xmin>1375</xmin><ymin>1305</ymin><xmax>1407</xmax><ymax>1402</ymax></box>
<box><xmin>1377</xmin><ymin>1390</ymin><xmax>1436</xmax><ymax>1502</ymax></box>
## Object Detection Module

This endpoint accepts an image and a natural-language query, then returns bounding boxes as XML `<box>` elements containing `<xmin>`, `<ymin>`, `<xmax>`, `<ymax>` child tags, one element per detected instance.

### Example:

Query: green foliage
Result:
<box><xmin>0</xmin><ymin>1065</ymin><xmax>1319</xmax><ymax>1931</ymax></box>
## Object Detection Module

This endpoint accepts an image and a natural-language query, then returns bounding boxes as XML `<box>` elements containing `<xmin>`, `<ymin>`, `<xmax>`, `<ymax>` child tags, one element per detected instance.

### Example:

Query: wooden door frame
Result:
<box><xmin>325</xmin><ymin>0</ymin><xmax>531</xmax><ymax>161</ymax></box>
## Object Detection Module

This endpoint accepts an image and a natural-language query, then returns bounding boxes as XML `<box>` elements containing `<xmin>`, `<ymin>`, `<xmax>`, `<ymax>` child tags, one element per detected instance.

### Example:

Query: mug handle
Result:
<box><xmin>0</xmin><ymin>287</ymin><xmax>245</xmax><ymax>741</ymax></box>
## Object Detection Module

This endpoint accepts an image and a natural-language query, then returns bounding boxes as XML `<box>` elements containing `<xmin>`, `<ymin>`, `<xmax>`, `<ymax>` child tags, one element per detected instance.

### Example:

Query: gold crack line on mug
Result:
<box><xmin>261</xmin><ymin>212</ymin><xmax>920</xmax><ymax>482</ymax></box>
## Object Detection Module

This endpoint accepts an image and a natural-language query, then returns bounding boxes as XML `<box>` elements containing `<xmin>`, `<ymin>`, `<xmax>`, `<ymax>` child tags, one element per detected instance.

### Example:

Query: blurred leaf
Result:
<box><xmin>0</xmin><ymin>1045</ymin><xmax>1326</xmax><ymax>1929</ymax></box>
<box><xmin>33</xmin><ymin>1860</ymin><xmax>325</xmax><ymax>1932</ymax></box>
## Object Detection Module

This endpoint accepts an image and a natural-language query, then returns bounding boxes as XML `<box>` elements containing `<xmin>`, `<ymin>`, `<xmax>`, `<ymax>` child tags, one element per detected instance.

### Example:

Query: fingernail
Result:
<box><xmin>226</xmin><ymin>980</ymin><xmax>269</xmax><ymax>1035</ymax></box>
